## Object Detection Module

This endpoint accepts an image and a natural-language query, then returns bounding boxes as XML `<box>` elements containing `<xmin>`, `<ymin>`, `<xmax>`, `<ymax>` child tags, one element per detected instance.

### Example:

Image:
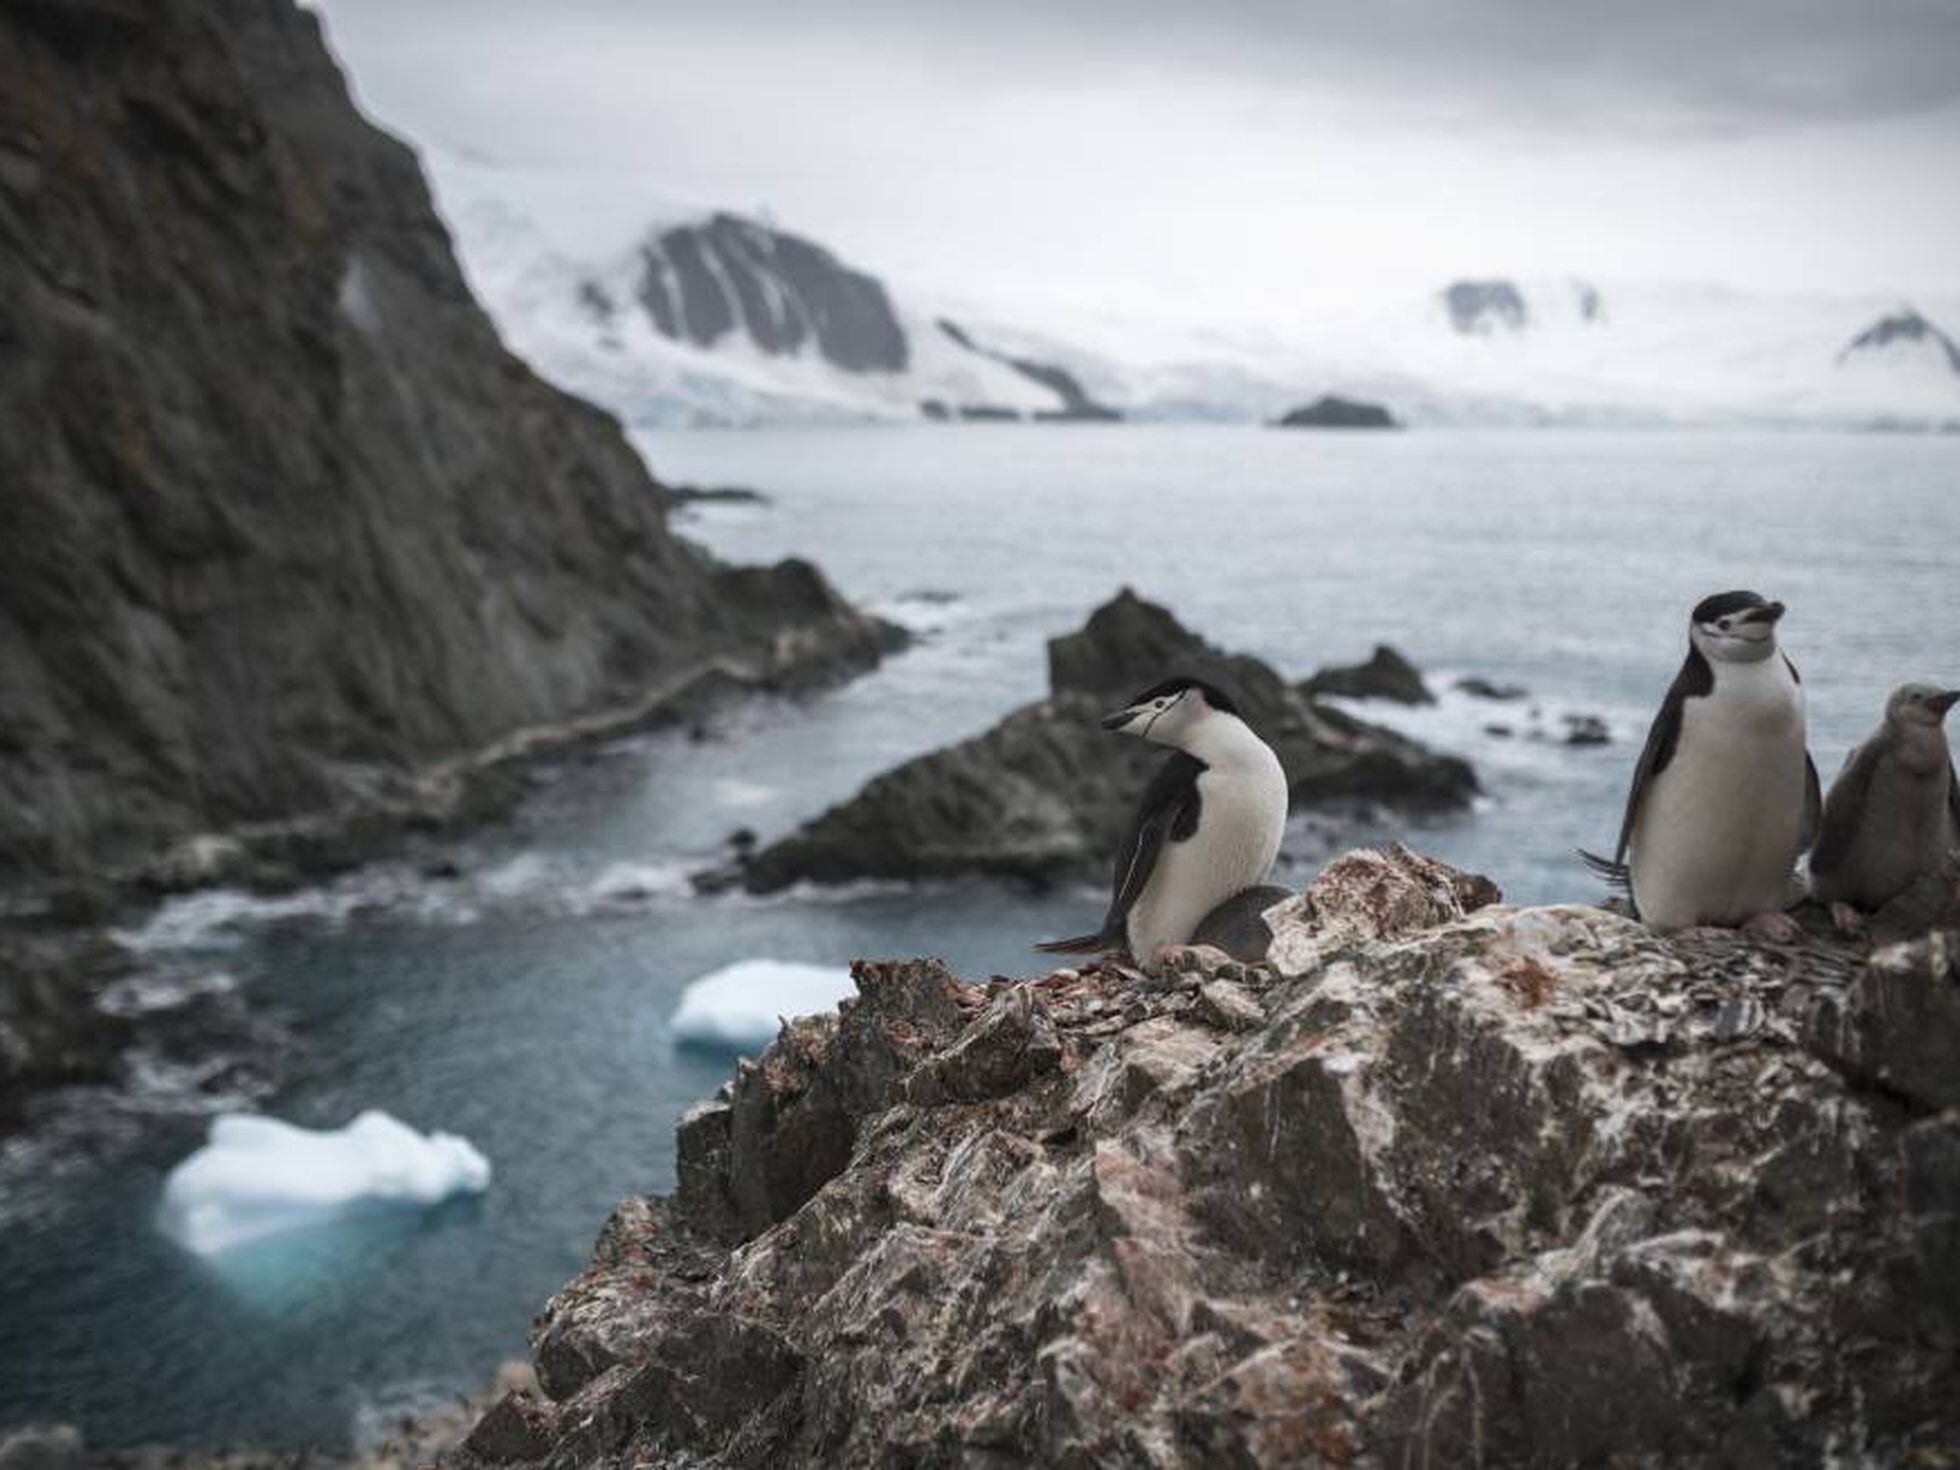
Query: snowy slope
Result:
<box><xmin>425</xmin><ymin>154</ymin><xmax>1960</xmax><ymax>431</ymax></box>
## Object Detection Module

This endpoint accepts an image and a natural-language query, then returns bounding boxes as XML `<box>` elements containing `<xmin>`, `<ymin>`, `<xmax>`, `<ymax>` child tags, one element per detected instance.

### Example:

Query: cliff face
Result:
<box><xmin>468</xmin><ymin>848</ymin><xmax>1960</xmax><ymax>1467</ymax></box>
<box><xmin>0</xmin><ymin>0</ymin><xmax>891</xmax><ymax>881</ymax></box>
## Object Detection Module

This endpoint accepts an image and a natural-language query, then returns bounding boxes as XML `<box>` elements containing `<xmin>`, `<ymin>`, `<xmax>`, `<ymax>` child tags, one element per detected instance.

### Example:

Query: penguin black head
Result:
<box><xmin>1885</xmin><ymin>682</ymin><xmax>1960</xmax><ymax>727</ymax></box>
<box><xmin>1100</xmin><ymin>676</ymin><xmax>1242</xmax><ymax>746</ymax></box>
<box><xmin>1689</xmin><ymin>590</ymin><xmax>1785</xmax><ymax>665</ymax></box>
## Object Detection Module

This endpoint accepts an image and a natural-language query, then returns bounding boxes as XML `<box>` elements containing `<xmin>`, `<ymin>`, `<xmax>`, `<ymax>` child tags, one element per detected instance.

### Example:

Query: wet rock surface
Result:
<box><xmin>736</xmin><ymin>592</ymin><xmax>1476</xmax><ymax>892</ymax></box>
<box><xmin>472</xmin><ymin>845</ymin><xmax>1960</xmax><ymax>1467</ymax></box>
<box><xmin>1300</xmin><ymin>644</ymin><xmax>1434</xmax><ymax>705</ymax></box>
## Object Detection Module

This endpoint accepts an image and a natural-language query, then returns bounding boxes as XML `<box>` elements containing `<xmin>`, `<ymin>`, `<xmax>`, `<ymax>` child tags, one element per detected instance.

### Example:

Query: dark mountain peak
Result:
<box><xmin>1275</xmin><ymin>395</ymin><xmax>1399</xmax><ymax>429</ymax></box>
<box><xmin>1838</xmin><ymin>306</ymin><xmax>1960</xmax><ymax>375</ymax></box>
<box><xmin>1443</xmin><ymin>279</ymin><xmax>1528</xmax><ymax>334</ymax></box>
<box><xmin>631</xmin><ymin>212</ymin><xmax>907</xmax><ymax>373</ymax></box>
<box><xmin>934</xmin><ymin>318</ymin><xmax>1123</xmax><ymax>422</ymax></box>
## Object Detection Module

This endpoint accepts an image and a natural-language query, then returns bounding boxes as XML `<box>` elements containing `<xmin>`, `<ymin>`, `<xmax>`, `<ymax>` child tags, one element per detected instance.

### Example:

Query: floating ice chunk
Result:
<box><xmin>159</xmin><ymin>1110</ymin><xmax>491</xmax><ymax>1257</ymax></box>
<box><xmin>670</xmin><ymin>959</ymin><xmax>855</xmax><ymax>1052</ymax></box>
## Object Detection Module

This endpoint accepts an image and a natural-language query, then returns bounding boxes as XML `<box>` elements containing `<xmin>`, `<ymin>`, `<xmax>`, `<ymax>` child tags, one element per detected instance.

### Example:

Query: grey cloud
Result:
<box><xmin>320</xmin><ymin>0</ymin><xmax>1960</xmax><ymax>134</ymax></box>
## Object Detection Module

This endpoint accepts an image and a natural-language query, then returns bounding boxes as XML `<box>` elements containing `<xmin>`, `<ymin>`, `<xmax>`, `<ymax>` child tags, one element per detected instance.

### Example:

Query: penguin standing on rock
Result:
<box><xmin>1037</xmin><ymin>676</ymin><xmax>1288</xmax><ymax>973</ymax></box>
<box><xmin>1583</xmin><ymin>591</ymin><xmax>1821</xmax><ymax>938</ymax></box>
<box><xmin>1809</xmin><ymin>683</ymin><xmax>1960</xmax><ymax>931</ymax></box>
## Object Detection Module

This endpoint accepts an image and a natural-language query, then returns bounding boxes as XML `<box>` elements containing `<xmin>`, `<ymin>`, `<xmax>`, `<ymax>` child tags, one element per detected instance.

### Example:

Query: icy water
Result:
<box><xmin>3</xmin><ymin>426</ymin><xmax>1956</xmax><ymax>1448</ymax></box>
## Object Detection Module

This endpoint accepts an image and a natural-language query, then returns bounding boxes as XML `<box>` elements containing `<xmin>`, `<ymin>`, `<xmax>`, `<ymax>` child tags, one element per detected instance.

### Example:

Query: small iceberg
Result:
<box><xmin>670</xmin><ymin>959</ymin><xmax>856</xmax><ymax>1053</ymax></box>
<box><xmin>159</xmin><ymin>1110</ymin><xmax>492</xmax><ymax>1257</ymax></box>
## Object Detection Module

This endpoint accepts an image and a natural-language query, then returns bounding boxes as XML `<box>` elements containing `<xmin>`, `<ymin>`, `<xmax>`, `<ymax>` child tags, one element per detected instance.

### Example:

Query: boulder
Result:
<box><xmin>1300</xmin><ymin>644</ymin><xmax>1436</xmax><ymax>705</ymax></box>
<box><xmin>738</xmin><ymin>593</ymin><xmax>1475</xmax><ymax>892</ymax></box>
<box><xmin>472</xmin><ymin>848</ymin><xmax>1960</xmax><ymax>1467</ymax></box>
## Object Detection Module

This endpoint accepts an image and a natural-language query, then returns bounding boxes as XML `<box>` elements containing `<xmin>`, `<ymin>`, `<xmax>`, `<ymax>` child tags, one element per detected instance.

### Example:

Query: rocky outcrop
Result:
<box><xmin>733</xmin><ymin>592</ymin><xmax>1476</xmax><ymax>892</ymax></box>
<box><xmin>1274</xmin><ymin>396</ymin><xmax>1399</xmax><ymax>429</ymax></box>
<box><xmin>626</xmin><ymin>214</ymin><xmax>907</xmax><ymax>373</ymax></box>
<box><xmin>1443</xmin><ymin>279</ymin><xmax>1529</xmax><ymax>335</ymax></box>
<box><xmin>935</xmin><ymin>320</ymin><xmax>1124</xmax><ymax>422</ymax></box>
<box><xmin>467</xmin><ymin>847</ymin><xmax>1960</xmax><ymax>1467</ymax></box>
<box><xmin>0</xmin><ymin>0</ymin><xmax>895</xmax><ymax>886</ymax></box>
<box><xmin>1300</xmin><ymin>644</ymin><xmax>1434</xmax><ymax>705</ymax></box>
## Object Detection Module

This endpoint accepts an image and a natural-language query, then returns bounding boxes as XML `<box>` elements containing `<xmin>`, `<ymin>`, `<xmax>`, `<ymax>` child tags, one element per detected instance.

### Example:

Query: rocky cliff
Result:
<box><xmin>0</xmin><ymin>0</ymin><xmax>893</xmax><ymax>885</ymax></box>
<box><xmin>464</xmin><ymin>847</ymin><xmax>1960</xmax><ymax>1466</ymax></box>
<box><xmin>731</xmin><ymin>592</ymin><xmax>1475</xmax><ymax>894</ymax></box>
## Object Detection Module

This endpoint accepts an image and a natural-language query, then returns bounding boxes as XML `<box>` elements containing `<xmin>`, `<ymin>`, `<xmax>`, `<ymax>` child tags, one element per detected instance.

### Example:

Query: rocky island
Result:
<box><xmin>1274</xmin><ymin>396</ymin><xmax>1401</xmax><ymax>430</ymax></box>
<box><xmin>464</xmin><ymin>848</ymin><xmax>1960</xmax><ymax>1467</ymax></box>
<box><xmin>730</xmin><ymin>591</ymin><xmax>1476</xmax><ymax>893</ymax></box>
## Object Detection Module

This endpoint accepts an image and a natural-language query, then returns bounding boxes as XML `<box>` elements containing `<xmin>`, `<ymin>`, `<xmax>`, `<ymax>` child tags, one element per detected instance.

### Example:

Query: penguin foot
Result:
<box><xmin>1827</xmin><ymin>901</ymin><xmax>1866</xmax><ymax>936</ymax></box>
<box><xmin>1154</xmin><ymin>943</ymin><xmax>1230</xmax><ymax>977</ymax></box>
<box><xmin>1740</xmin><ymin>910</ymin><xmax>1804</xmax><ymax>943</ymax></box>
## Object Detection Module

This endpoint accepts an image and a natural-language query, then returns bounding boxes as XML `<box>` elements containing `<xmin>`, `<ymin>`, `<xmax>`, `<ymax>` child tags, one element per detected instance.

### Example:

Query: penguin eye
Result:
<box><xmin>1716</xmin><ymin>619</ymin><xmax>1732</xmax><ymax>631</ymax></box>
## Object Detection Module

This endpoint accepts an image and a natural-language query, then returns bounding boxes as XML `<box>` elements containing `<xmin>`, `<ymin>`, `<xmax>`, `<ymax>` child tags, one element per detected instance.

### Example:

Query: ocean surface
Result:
<box><xmin>3</xmin><ymin>425</ymin><xmax>1956</xmax><ymax>1447</ymax></box>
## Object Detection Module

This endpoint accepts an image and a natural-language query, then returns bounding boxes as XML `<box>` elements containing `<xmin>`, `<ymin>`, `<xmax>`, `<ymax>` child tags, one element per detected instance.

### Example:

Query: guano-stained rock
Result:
<box><xmin>473</xmin><ymin>849</ymin><xmax>1960</xmax><ymax>1467</ymax></box>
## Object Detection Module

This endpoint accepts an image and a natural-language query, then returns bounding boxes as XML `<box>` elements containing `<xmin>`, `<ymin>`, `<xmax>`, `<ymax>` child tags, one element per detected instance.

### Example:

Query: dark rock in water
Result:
<box><xmin>1562</xmin><ymin>712</ymin><xmax>1612</xmax><ymax>746</ymax></box>
<box><xmin>956</xmin><ymin>404</ymin><xmax>1021</xmax><ymax>422</ymax></box>
<box><xmin>659</xmin><ymin>484</ymin><xmax>771</xmax><ymax>509</ymax></box>
<box><xmin>917</xmin><ymin>398</ymin><xmax>951</xmax><ymax>421</ymax></box>
<box><xmin>739</xmin><ymin>592</ymin><xmax>1476</xmax><ymax>892</ymax></box>
<box><xmin>472</xmin><ymin>848</ymin><xmax>1958</xmax><ymax>1466</ymax></box>
<box><xmin>0</xmin><ymin>931</ymin><xmax>131</xmax><ymax>1120</ymax></box>
<box><xmin>1300</xmin><ymin>644</ymin><xmax>1435</xmax><ymax>705</ymax></box>
<box><xmin>1456</xmin><ymin>675</ymin><xmax>1530</xmax><ymax>701</ymax></box>
<box><xmin>0</xmin><ymin>0</ymin><xmax>895</xmax><ymax>887</ymax></box>
<box><xmin>1274</xmin><ymin>395</ymin><xmax>1400</xmax><ymax>429</ymax></box>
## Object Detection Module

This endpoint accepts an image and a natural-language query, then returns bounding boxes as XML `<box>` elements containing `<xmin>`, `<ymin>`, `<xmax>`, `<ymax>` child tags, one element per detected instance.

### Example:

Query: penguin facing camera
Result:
<box><xmin>1037</xmin><ymin>676</ymin><xmax>1288</xmax><ymax>974</ymax></box>
<box><xmin>1810</xmin><ymin>683</ymin><xmax>1960</xmax><ymax>932</ymax></box>
<box><xmin>1583</xmin><ymin>591</ymin><xmax>1821</xmax><ymax>939</ymax></box>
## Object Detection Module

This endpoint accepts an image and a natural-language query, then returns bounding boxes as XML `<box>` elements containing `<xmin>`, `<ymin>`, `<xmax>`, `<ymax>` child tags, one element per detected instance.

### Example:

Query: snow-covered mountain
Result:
<box><xmin>426</xmin><ymin>157</ymin><xmax>1960</xmax><ymax>431</ymax></box>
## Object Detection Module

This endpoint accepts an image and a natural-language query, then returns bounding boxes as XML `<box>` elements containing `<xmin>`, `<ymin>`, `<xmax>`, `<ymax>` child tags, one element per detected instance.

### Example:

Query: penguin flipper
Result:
<box><xmin>1800</xmin><ymin>752</ymin><xmax>1823</xmax><ymax>853</ymax></box>
<box><xmin>1610</xmin><ymin>649</ymin><xmax>1711</xmax><ymax>869</ymax></box>
<box><xmin>1035</xmin><ymin>751</ymin><xmax>1204</xmax><ymax>957</ymax></box>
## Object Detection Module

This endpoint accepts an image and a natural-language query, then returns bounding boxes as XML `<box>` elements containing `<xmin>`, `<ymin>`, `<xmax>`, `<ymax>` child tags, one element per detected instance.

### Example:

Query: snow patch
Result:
<box><xmin>158</xmin><ymin>1110</ymin><xmax>491</xmax><ymax>1256</ymax></box>
<box><xmin>670</xmin><ymin>959</ymin><xmax>856</xmax><ymax>1052</ymax></box>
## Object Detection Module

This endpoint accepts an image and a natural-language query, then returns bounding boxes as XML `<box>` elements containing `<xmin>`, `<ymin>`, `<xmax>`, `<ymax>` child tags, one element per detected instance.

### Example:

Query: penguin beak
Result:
<box><xmin>1101</xmin><ymin>705</ymin><xmax>1143</xmax><ymax>733</ymax></box>
<box><xmin>1932</xmin><ymin>690</ymin><xmax>1960</xmax><ymax>715</ymax></box>
<box><xmin>1738</xmin><ymin>601</ymin><xmax>1785</xmax><ymax>626</ymax></box>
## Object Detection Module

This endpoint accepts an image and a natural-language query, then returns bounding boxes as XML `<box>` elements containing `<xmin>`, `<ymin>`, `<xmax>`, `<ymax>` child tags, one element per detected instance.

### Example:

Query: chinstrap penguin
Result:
<box><xmin>1037</xmin><ymin>676</ymin><xmax>1288</xmax><ymax>973</ymax></box>
<box><xmin>1583</xmin><ymin>591</ymin><xmax>1820</xmax><ymax>939</ymax></box>
<box><xmin>1809</xmin><ymin>683</ymin><xmax>1960</xmax><ymax>931</ymax></box>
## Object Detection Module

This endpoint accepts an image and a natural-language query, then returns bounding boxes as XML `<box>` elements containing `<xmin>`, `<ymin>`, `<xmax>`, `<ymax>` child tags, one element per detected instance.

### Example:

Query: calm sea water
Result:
<box><xmin>2</xmin><ymin>426</ymin><xmax>1955</xmax><ymax>1447</ymax></box>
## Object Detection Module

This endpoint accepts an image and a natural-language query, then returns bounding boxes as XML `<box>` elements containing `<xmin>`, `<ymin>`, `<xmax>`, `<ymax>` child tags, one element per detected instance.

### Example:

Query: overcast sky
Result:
<box><xmin>313</xmin><ymin>0</ymin><xmax>1960</xmax><ymax>323</ymax></box>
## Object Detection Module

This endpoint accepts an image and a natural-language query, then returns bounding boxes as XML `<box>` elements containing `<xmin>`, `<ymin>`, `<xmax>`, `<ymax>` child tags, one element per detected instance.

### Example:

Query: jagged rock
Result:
<box><xmin>477</xmin><ymin>847</ymin><xmax>1960</xmax><ymax>1467</ymax></box>
<box><xmin>738</xmin><ymin>593</ymin><xmax>1475</xmax><ymax>892</ymax></box>
<box><xmin>1810</xmin><ymin>930</ymin><xmax>1960</xmax><ymax>1109</ymax></box>
<box><xmin>1300</xmin><ymin>644</ymin><xmax>1435</xmax><ymax>705</ymax></box>
<box><xmin>0</xmin><ymin>0</ymin><xmax>894</xmax><ymax>885</ymax></box>
<box><xmin>1274</xmin><ymin>395</ymin><xmax>1399</xmax><ymax>429</ymax></box>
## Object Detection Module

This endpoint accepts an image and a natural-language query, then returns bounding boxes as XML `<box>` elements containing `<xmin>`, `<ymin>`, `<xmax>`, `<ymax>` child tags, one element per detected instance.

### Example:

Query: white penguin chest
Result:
<box><xmin>1631</xmin><ymin>658</ymin><xmax>1808</xmax><ymax>928</ymax></box>
<box><xmin>1127</xmin><ymin>750</ymin><xmax>1287</xmax><ymax>961</ymax></box>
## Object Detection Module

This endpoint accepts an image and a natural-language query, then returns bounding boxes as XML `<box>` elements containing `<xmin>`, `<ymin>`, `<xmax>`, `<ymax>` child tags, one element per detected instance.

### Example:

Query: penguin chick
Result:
<box><xmin>1810</xmin><ymin>683</ymin><xmax>1960</xmax><ymax>931</ymax></box>
<box><xmin>1037</xmin><ymin>676</ymin><xmax>1287</xmax><ymax>974</ymax></box>
<box><xmin>1582</xmin><ymin>591</ymin><xmax>1820</xmax><ymax>939</ymax></box>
